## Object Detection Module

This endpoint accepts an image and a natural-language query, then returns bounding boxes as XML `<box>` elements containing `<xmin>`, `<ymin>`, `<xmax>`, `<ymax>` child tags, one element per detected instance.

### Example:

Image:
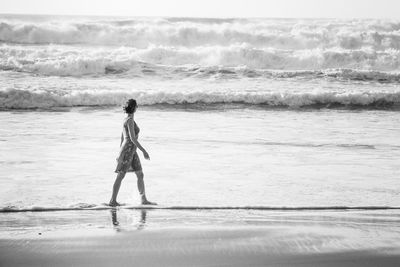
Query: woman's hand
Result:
<box><xmin>143</xmin><ymin>150</ymin><xmax>150</xmax><ymax>160</ymax></box>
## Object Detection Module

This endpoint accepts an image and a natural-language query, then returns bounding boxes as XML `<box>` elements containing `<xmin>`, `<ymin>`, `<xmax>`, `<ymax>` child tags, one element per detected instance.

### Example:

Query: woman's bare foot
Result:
<box><xmin>109</xmin><ymin>201</ymin><xmax>122</xmax><ymax>207</ymax></box>
<box><xmin>141</xmin><ymin>199</ymin><xmax>157</xmax><ymax>205</ymax></box>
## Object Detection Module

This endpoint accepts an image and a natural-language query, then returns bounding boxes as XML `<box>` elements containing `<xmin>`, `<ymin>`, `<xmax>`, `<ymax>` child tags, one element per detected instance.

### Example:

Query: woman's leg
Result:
<box><xmin>135</xmin><ymin>171</ymin><xmax>156</xmax><ymax>205</ymax></box>
<box><xmin>135</xmin><ymin>170</ymin><xmax>145</xmax><ymax>199</ymax></box>
<box><xmin>109</xmin><ymin>171</ymin><xmax>126</xmax><ymax>206</ymax></box>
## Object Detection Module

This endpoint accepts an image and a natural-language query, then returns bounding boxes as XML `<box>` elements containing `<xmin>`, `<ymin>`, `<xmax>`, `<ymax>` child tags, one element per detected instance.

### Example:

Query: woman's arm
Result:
<box><xmin>127</xmin><ymin>118</ymin><xmax>150</xmax><ymax>160</ymax></box>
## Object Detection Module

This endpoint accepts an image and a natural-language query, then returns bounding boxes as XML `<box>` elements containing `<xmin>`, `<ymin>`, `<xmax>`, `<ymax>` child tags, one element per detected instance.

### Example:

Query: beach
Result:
<box><xmin>1</xmin><ymin>14</ymin><xmax>400</xmax><ymax>266</ymax></box>
<box><xmin>1</xmin><ymin>208</ymin><xmax>400</xmax><ymax>266</ymax></box>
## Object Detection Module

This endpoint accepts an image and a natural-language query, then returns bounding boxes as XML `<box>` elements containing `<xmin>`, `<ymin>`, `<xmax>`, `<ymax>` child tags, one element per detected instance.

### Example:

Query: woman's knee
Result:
<box><xmin>117</xmin><ymin>172</ymin><xmax>126</xmax><ymax>181</ymax></box>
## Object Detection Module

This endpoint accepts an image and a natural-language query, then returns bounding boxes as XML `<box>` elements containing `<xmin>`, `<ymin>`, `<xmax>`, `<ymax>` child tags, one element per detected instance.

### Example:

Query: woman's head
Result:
<box><xmin>123</xmin><ymin>99</ymin><xmax>138</xmax><ymax>114</ymax></box>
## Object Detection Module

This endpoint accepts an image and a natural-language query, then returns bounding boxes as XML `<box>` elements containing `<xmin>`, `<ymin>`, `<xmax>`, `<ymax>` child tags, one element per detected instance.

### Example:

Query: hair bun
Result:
<box><xmin>123</xmin><ymin>99</ymin><xmax>137</xmax><ymax>114</ymax></box>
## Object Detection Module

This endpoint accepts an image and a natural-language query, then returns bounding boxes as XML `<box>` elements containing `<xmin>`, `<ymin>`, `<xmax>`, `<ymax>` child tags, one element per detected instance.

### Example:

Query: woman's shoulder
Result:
<box><xmin>123</xmin><ymin>116</ymin><xmax>135</xmax><ymax>124</ymax></box>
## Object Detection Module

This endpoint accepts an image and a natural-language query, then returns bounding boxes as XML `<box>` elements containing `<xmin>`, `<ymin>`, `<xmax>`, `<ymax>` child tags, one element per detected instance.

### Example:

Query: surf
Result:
<box><xmin>1</xmin><ymin>88</ymin><xmax>400</xmax><ymax>110</ymax></box>
<box><xmin>2</xmin><ymin>45</ymin><xmax>400</xmax><ymax>76</ymax></box>
<box><xmin>1</xmin><ymin>204</ymin><xmax>400</xmax><ymax>213</ymax></box>
<box><xmin>1</xmin><ymin>16</ymin><xmax>400</xmax><ymax>50</ymax></box>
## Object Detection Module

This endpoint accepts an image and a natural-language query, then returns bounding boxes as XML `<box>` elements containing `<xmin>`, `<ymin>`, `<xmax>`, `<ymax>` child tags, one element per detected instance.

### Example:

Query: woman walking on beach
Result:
<box><xmin>109</xmin><ymin>99</ymin><xmax>156</xmax><ymax>206</ymax></box>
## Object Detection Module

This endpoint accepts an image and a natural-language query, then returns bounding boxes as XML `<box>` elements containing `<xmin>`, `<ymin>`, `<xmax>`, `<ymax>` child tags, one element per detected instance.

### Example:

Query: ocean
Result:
<box><xmin>0</xmin><ymin>14</ymin><xmax>400</xmax><ymax>211</ymax></box>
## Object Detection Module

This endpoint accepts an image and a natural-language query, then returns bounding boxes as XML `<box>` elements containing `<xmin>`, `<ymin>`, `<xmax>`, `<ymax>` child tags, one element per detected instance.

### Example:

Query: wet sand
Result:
<box><xmin>1</xmin><ymin>229</ymin><xmax>400</xmax><ymax>267</ymax></box>
<box><xmin>1</xmin><ymin>209</ymin><xmax>400</xmax><ymax>266</ymax></box>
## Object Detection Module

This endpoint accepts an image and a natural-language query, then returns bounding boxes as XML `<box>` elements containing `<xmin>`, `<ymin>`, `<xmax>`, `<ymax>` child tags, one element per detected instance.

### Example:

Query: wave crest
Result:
<box><xmin>1</xmin><ymin>89</ymin><xmax>399</xmax><ymax>110</ymax></box>
<box><xmin>1</xmin><ymin>18</ymin><xmax>400</xmax><ymax>50</ymax></box>
<box><xmin>2</xmin><ymin>45</ymin><xmax>400</xmax><ymax>77</ymax></box>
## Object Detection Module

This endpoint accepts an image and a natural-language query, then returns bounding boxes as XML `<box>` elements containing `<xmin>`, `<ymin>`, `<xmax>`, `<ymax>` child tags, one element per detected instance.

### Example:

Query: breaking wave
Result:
<box><xmin>1</xmin><ymin>17</ymin><xmax>400</xmax><ymax>50</ymax></box>
<box><xmin>1</xmin><ymin>89</ymin><xmax>399</xmax><ymax>109</ymax></box>
<box><xmin>1</xmin><ymin>16</ymin><xmax>400</xmax><ymax>77</ymax></box>
<box><xmin>2</xmin><ymin>45</ymin><xmax>400</xmax><ymax>79</ymax></box>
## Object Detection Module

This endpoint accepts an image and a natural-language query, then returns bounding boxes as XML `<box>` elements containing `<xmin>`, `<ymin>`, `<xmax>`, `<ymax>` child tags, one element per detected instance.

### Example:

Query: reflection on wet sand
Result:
<box><xmin>111</xmin><ymin>209</ymin><xmax>119</xmax><ymax>226</ymax></box>
<box><xmin>111</xmin><ymin>209</ymin><xmax>147</xmax><ymax>231</ymax></box>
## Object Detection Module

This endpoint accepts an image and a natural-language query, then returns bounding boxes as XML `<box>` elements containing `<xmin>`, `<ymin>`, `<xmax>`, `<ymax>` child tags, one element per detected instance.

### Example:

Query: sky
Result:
<box><xmin>1</xmin><ymin>0</ymin><xmax>400</xmax><ymax>19</ymax></box>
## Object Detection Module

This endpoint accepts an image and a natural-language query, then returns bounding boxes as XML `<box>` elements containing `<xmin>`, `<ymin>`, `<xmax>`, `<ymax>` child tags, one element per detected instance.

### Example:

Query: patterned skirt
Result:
<box><xmin>115</xmin><ymin>142</ymin><xmax>142</xmax><ymax>173</ymax></box>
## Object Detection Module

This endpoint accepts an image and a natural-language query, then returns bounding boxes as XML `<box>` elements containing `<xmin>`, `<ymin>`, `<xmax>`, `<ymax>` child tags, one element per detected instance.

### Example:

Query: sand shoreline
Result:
<box><xmin>1</xmin><ymin>228</ymin><xmax>399</xmax><ymax>267</ymax></box>
<box><xmin>1</xmin><ymin>209</ymin><xmax>400</xmax><ymax>266</ymax></box>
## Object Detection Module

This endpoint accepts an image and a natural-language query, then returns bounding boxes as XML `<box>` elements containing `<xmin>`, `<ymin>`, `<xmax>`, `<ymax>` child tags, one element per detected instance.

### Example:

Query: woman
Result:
<box><xmin>109</xmin><ymin>99</ymin><xmax>156</xmax><ymax>206</ymax></box>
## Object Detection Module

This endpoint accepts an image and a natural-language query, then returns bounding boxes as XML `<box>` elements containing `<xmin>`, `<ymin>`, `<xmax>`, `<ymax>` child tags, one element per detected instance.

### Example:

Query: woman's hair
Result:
<box><xmin>123</xmin><ymin>99</ymin><xmax>138</xmax><ymax>114</ymax></box>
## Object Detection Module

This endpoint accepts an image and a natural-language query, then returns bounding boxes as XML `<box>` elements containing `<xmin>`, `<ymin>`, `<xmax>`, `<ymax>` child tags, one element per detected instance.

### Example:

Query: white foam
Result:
<box><xmin>1</xmin><ymin>17</ymin><xmax>400</xmax><ymax>76</ymax></box>
<box><xmin>2</xmin><ymin>45</ymin><xmax>400</xmax><ymax>76</ymax></box>
<box><xmin>1</xmin><ymin>17</ymin><xmax>400</xmax><ymax>50</ymax></box>
<box><xmin>1</xmin><ymin>204</ymin><xmax>399</xmax><ymax>213</ymax></box>
<box><xmin>1</xmin><ymin>89</ymin><xmax>399</xmax><ymax>109</ymax></box>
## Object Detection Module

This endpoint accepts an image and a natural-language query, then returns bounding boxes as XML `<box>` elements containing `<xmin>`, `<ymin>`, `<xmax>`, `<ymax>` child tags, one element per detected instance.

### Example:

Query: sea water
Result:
<box><xmin>0</xmin><ymin>15</ymin><xmax>400</xmax><ymax>210</ymax></box>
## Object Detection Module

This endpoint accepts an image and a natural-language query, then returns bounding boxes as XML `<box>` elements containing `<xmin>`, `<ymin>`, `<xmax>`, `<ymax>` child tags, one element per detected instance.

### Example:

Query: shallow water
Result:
<box><xmin>1</xmin><ymin>107</ymin><xmax>399</xmax><ymax>209</ymax></box>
